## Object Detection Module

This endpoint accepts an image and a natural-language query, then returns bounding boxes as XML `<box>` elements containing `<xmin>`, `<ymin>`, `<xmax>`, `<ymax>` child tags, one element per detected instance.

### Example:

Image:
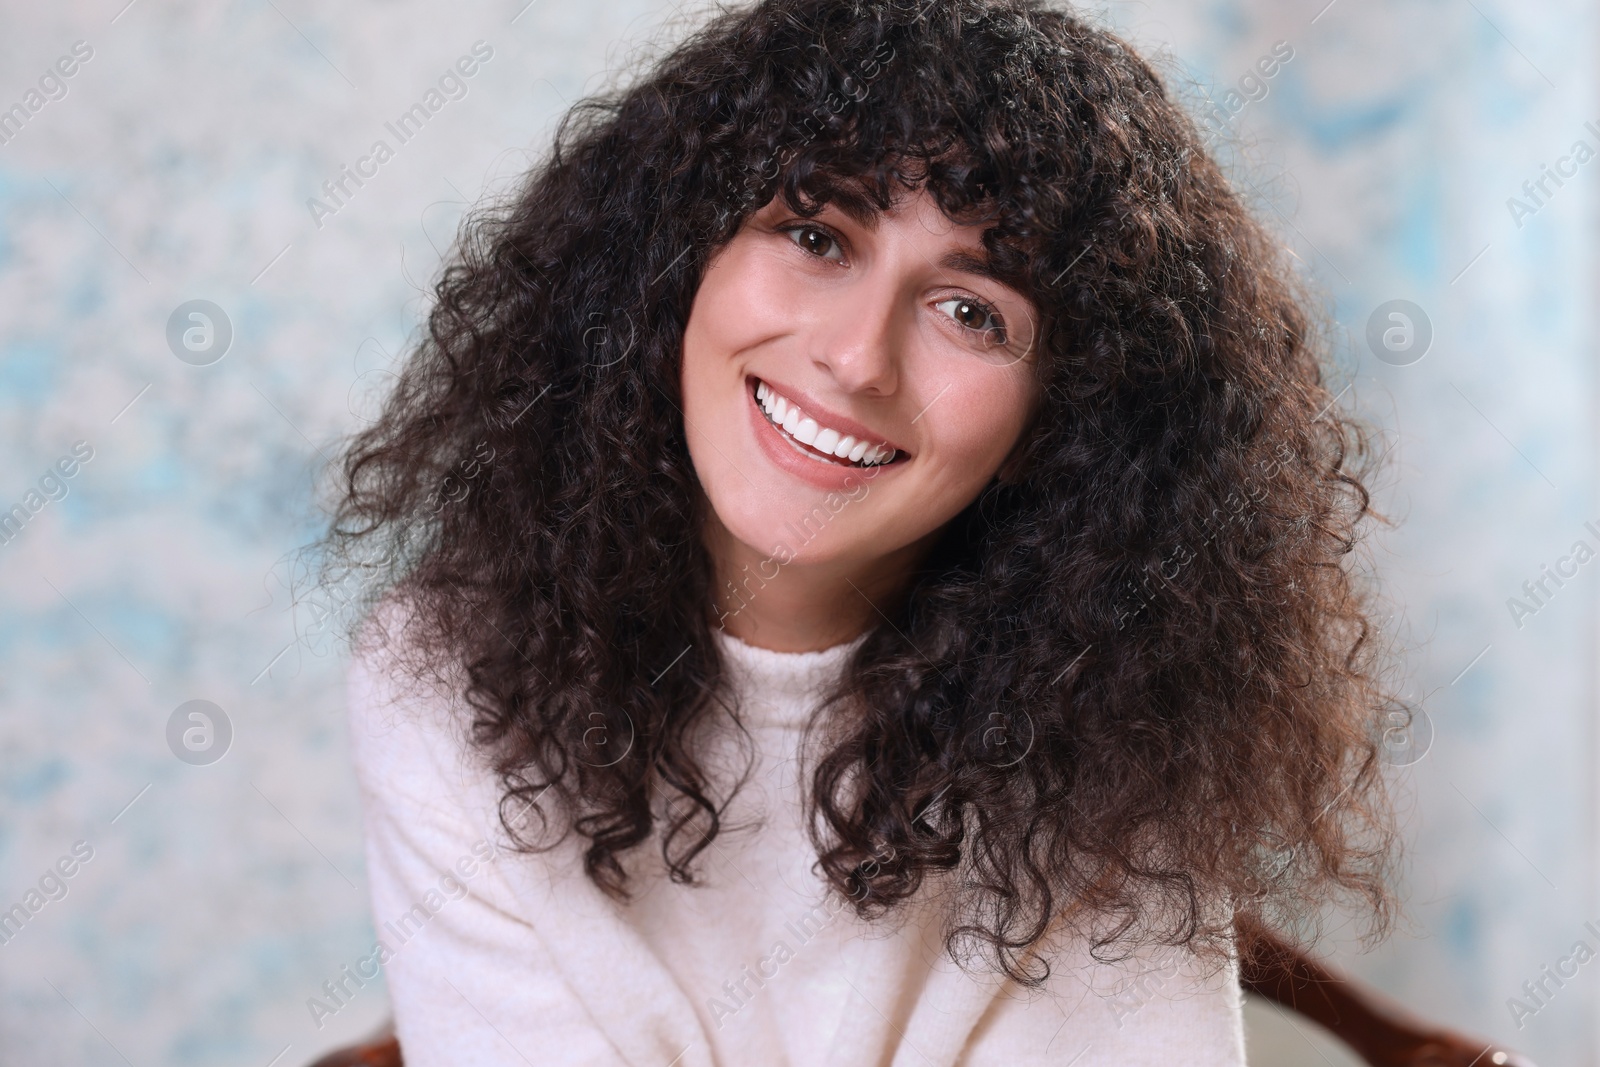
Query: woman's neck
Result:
<box><xmin>701</xmin><ymin>509</ymin><xmax>936</xmax><ymax>653</ymax></box>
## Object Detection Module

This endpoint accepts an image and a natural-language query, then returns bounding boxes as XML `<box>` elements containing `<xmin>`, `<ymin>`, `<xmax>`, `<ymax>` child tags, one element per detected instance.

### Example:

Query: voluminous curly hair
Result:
<box><xmin>318</xmin><ymin>0</ymin><xmax>1403</xmax><ymax>985</ymax></box>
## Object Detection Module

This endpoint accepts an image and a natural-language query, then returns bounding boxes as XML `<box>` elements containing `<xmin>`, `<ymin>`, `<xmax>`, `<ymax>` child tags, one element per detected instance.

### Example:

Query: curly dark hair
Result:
<box><xmin>317</xmin><ymin>0</ymin><xmax>1403</xmax><ymax>986</ymax></box>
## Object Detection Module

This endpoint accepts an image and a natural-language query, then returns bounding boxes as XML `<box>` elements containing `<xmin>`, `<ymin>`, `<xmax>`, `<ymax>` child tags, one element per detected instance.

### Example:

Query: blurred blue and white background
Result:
<box><xmin>0</xmin><ymin>0</ymin><xmax>1593</xmax><ymax>1063</ymax></box>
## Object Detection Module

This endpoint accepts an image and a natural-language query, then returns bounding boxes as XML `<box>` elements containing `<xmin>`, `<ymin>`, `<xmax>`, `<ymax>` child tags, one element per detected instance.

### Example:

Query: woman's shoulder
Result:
<box><xmin>345</xmin><ymin>588</ymin><xmax>487</xmax><ymax>805</ymax></box>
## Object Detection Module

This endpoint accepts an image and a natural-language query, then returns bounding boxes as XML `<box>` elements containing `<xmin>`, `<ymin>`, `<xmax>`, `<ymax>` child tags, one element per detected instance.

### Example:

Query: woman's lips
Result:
<box><xmin>749</xmin><ymin>377</ymin><xmax>907</xmax><ymax>465</ymax></box>
<box><xmin>745</xmin><ymin>376</ymin><xmax>907</xmax><ymax>490</ymax></box>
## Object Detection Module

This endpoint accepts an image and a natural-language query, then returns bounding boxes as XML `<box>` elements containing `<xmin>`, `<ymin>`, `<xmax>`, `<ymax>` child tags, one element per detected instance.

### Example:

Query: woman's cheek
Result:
<box><xmin>713</xmin><ymin>253</ymin><xmax>791</xmax><ymax>346</ymax></box>
<box><xmin>939</xmin><ymin>374</ymin><xmax>1031</xmax><ymax>473</ymax></box>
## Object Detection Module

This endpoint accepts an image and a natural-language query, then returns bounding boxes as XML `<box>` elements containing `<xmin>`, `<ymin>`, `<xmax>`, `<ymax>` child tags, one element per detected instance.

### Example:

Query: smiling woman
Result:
<box><xmin>684</xmin><ymin>187</ymin><xmax>1043</xmax><ymax>651</ymax></box>
<box><xmin>314</xmin><ymin>0</ymin><xmax>1407</xmax><ymax>1063</ymax></box>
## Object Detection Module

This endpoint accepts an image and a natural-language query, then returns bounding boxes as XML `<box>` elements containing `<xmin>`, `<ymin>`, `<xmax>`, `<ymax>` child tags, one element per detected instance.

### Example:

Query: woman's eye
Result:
<box><xmin>935</xmin><ymin>296</ymin><xmax>1007</xmax><ymax>346</ymax></box>
<box><xmin>782</xmin><ymin>224</ymin><xmax>844</xmax><ymax>261</ymax></box>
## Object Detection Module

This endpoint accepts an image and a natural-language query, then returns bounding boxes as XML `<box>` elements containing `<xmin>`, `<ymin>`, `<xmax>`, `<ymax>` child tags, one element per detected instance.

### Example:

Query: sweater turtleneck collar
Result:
<box><xmin>710</xmin><ymin>625</ymin><xmax>868</xmax><ymax>728</ymax></box>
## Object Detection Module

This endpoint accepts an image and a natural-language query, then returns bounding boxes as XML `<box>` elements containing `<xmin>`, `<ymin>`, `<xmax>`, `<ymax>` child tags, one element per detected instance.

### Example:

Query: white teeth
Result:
<box><xmin>753</xmin><ymin>378</ymin><xmax>898</xmax><ymax>468</ymax></box>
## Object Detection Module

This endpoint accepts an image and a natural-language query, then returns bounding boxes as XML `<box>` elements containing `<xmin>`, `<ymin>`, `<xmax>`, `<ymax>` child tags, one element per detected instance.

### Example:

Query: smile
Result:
<box><xmin>750</xmin><ymin>378</ymin><xmax>904</xmax><ymax>469</ymax></box>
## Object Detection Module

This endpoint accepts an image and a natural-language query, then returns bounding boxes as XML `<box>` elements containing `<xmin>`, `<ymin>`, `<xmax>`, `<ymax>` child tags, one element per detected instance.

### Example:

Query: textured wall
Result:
<box><xmin>0</xmin><ymin>0</ymin><xmax>1591</xmax><ymax>1064</ymax></box>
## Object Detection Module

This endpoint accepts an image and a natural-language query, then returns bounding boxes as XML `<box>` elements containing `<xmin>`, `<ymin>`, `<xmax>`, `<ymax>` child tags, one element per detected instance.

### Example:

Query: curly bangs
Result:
<box><xmin>320</xmin><ymin>0</ymin><xmax>1402</xmax><ymax>985</ymax></box>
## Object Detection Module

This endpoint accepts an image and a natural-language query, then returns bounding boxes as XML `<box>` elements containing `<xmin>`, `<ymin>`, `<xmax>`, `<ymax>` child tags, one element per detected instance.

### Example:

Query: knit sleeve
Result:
<box><xmin>344</xmin><ymin>624</ymin><xmax>625</xmax><ymax>1067</ymax></box>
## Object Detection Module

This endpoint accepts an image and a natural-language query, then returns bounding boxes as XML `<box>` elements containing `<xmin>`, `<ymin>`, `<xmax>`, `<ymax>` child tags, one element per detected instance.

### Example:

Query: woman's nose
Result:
<box><xmin>806</xmin><ymin>274</ymin><xmax>905</xmax><ymax>396</ymax></box>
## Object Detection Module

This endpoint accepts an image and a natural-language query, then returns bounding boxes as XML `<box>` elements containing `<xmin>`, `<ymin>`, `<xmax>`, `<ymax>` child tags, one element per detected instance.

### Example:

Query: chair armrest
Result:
<box><xmin>1236</xmin><ymin>915</ymin><xmax>1536</xmax><ymax>1067</ymax></box>
<box><xmin>305</xmin><ymin>1020</ymin><xmax>403</xmax><ymax>1067</ymax></box>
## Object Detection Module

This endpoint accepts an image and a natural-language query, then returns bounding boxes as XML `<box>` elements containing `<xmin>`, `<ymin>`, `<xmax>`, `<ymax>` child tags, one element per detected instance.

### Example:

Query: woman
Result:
<box><xmin>319</xmin><ymin>0</ymin><xmax>1401</xmax><ymax>1062</ymax></box>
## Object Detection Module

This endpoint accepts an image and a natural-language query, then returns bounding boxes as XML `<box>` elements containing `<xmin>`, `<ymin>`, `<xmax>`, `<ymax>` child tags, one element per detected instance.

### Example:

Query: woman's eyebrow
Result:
<box><xmin>938</xmin><ymin>247</ymin><xmax>1027</xmax><ymax>298</ymax></box>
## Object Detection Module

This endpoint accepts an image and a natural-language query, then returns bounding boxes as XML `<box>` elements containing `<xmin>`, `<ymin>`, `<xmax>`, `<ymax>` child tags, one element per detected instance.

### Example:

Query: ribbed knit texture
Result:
<box><xmin>346</xmin><ymin>621</ymin><xmax>1247</xmax><ymax>1066</ymax></box>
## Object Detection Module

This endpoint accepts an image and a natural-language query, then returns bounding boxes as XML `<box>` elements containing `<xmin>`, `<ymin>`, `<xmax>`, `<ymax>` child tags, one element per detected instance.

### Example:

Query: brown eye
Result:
<box><xmin>935</xmin><ymin>295</ymin><xmax>1007</xmax><ymax>346</ymax></box>
<box><xmin>949</xmin><ymin>298</ymin><xmax>988</xmax><ymax>329</ymax></box>
<box><xmin>781</xmin><ymin>224</ymin><xmax>844</xmax><ymax>261</ymax></box>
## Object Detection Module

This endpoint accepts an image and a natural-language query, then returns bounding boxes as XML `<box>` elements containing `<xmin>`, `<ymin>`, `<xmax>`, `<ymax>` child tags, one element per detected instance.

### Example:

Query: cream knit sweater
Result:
<box><xmin>346</xmin><ymin>621</ymin><xmax>1247</xmax><ymax>1066</ymax></box>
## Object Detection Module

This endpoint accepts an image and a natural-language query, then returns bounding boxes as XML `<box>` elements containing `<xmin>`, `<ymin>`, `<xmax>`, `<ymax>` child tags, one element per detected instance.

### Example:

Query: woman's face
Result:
<box><xmin>680</xmin><ymin>184</ymin><xmax>1042</xmax><ymax>574</ymax></box>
